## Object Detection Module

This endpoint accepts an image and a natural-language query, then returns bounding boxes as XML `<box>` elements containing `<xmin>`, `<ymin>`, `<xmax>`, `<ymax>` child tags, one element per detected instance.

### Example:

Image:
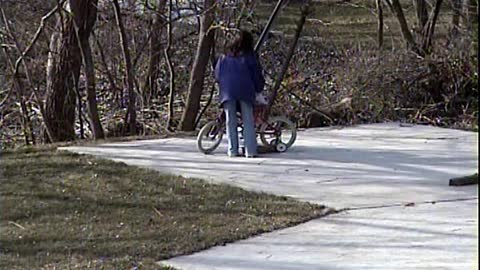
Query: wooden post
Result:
<box><xmin>449</xmin><ymin>173</ymin><xmax>478</xmax><ymax>186</ymax></box>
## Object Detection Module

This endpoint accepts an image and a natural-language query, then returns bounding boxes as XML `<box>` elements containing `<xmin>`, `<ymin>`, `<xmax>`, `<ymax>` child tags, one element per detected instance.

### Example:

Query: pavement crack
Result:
<box><xmin>336</xmin><ymin>197</ymin><xmax>478</xmax><ymax>213</ymax></box>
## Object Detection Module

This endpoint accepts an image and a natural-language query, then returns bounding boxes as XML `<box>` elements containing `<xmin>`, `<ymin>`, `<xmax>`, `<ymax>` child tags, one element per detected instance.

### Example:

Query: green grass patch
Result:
<box><xmin>0</xmin><ymin>148</ymin><xmax>327</xmax><ymax>269</ymax></box>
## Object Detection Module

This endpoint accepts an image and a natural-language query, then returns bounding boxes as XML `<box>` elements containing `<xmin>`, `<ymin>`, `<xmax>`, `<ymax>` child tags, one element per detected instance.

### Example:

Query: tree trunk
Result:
<box><xmin>422</xmin><ymin>0</ymin><xmax>444</xmax><ymax>52</ymax></box>
<box><xmin>112</xmin><ymin>0</ymin><xmax>136</xmax><ymax>135</ymax></box>
<box><xmin>451</xmin><ymin>0</ymin><xmax>462</xmax><ymax>32</ymax></box>
<box><xmin>414</xmin><ymin>0</ymin><xmax>429</xmax><ymax>32</ymax></box>
<box><xmin>462</xmin><ymin>0</ymin><xmax>478</xmax><ymax>28</ymax></box>
<box><xmin>2</xmin><ymin>47</ymin><xmax>32</xmax><ymax>145</ymax></box>
<box><xmin>376</xmin><ymin>0</ymin><xmax>384</xmax><ymax>49</ymax></box>
<box><xmin>73</xmin><ymin>0</ymin><xmax>104</xmax><ymax>140</ymax></box>
<box><xmin>93</xmin><ymin>33</ymin><xmax>120</xmax><ymax>103</ymax></box>
<box><xmin>267</xmin><ymin>3</ymin><xmax>312</xmax><ymax>116</ymax></box>
<box><xmin>255</xmin><ymin>0</ymin><xmax>286</xmax><ymax>52</ymax></box>
<box><xmin>194</xmin><ymin>44</ymin><xmax>217</xmax><ymax>129</ymax></box>
<box><xmin>45</xmin><ymin>0</ymin><xmax>98</xmax><ymax>142</ymax></box>
<box><xmin>165</xmin><ymin>0</ymin><xmax>176</xmax><ymax>131</ymax></box>
<box><xmin>74</xmin><ymin>75</ymin><xmax>85</xmax><ymax>139</ymax></box>
<box><xmin>390</xmin><ymin>0</ymin><xmax>422</xmax><ymax>54</ymax></box>
<box><xmin>45</xmin><ymin>26</ymin><xmax>78</xmax><ymax>142</ymax></box>
<box><xmin>144</xmin><ymin>0</ymin><xmax>167</xmax><ymax>105</ymax></box>
<box><xmin>179</xmin><ymin>0</ymin><xmax>215</xmax><ymax>131</ymax></box>
<box><xmin>1</xmin><ymin>8</ymin><xmax>53</xmax><ymax>142</ymax></box>
<box><xmin>80</xmin><ymin>39</ymin><xmax>104</xmax><ymax>139</ymax></box>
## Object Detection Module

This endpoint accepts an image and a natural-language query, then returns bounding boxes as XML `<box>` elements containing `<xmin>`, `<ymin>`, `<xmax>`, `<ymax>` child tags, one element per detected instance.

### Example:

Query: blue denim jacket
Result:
<box><xmin>215</xmin><ymin>52</ymin><xmax>265</xmax><ymax>106</ymax></box>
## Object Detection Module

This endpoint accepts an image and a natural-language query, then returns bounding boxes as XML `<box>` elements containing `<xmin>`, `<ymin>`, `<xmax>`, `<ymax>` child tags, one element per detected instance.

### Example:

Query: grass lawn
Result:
<box><xmin>0</xmin><ymin>147</ymin><xmax>329</xmax><ymax>269</ymax></box>
<box><xmin>255</xmin><ymin>0</ymin><xmax>454</xmax><ymax>46</ymax></box>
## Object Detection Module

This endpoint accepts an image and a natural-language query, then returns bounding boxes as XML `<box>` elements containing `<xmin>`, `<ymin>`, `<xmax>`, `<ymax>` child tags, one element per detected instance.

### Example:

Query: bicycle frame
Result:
<box><xmin>210</xmin><ymin>105</ymin><xmax>281</xmax><ymax>140</ymax></box>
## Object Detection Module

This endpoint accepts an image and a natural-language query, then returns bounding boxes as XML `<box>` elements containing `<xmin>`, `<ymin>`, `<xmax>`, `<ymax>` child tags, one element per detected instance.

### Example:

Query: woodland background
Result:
<box><xmin>0</xmin><ymin>0</ymin><xmax>478</xmax><ymax>147</ymax></box>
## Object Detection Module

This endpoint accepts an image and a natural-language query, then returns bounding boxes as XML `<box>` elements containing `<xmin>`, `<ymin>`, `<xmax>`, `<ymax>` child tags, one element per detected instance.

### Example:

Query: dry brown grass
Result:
<box><xmin>0</xmin><ymin>147</ymin><xmax>328</xmax><ymax>269</ymax></box>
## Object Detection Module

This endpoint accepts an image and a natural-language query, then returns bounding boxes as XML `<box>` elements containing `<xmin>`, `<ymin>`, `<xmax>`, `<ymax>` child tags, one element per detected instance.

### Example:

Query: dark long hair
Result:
<box><xmin>227</xmin><ymin>29</ymin><xmax>254</xmax><ymax>56</ymax></box>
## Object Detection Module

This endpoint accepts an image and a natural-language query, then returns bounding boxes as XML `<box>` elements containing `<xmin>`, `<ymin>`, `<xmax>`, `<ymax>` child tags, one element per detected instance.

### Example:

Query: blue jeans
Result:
<box><xmin>224</xmin><ymin>100</ymin><xmax>257</xmax><ymax>157</ymax></box>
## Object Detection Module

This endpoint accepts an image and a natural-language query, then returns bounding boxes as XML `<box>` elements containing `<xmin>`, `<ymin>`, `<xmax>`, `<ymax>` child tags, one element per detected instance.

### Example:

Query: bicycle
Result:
<box><xmin>197</xmin><ymin>104</ymin><xmax>297</xmax><ymax>154</ymax></box>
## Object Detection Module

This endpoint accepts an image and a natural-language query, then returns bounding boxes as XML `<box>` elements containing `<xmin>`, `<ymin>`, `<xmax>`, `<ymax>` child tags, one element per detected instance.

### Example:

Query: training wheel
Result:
<box><xmin>276</xmin><ymin>143</ymin><xmax>287</xmax><ymax>152</ymax></box>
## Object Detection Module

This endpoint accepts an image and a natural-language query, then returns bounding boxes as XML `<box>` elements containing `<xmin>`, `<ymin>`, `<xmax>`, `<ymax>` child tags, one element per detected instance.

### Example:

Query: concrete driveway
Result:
<box><xmin>63</xmin><ymin>123</ymin><xmax>478</xmax><ymax>269</ymax></box>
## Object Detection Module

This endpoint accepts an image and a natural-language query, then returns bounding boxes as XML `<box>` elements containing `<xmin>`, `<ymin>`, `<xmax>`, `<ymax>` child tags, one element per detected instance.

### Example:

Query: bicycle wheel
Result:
<box><xmin>197</xmin><ymin>121</ymin><xmax>224</xmax><ymax>154</ymax></box>
<box><xmin>259</xmin><ymin>116</ymin><xmax>297</xmax><ymax>148</ymax></box>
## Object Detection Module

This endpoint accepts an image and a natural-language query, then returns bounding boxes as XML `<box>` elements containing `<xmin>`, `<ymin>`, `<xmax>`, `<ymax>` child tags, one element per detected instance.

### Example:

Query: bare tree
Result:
<box><xmin>376</xmin><ymin>0</ymin><xmax>384</xmax><ymax>49</ymax></box>
<box><xmin>74</xmin><ymin>0</ymin><xmax>104</xmax><ymax>140</ymax></box>
<box><xmin>0</xmin><ymin>5</ymin><xmax>60</xmax><ymax>143</ymax></box>
<box><xmin>462</xmin><ymin>0</ymin><xmax>478</xmax><ymax>28</ymax></box>
<box><xmin>267</xmin><ymin>3</ymin><xmax>312</xmax><ymax>116</ymax></box>
<box><xmin>165</xmin><ymin>0</ymin><xmax>176</xmax><ymax>130</ymax></box>
<box><xmin>93</xmin><ymin>32</ymin><xmax>119</xmax><ymax>101</ymax></box>
<box><xmin>179</xmin><ymin>0</ymin><xmax>216</xmax><ymax>131</ymax></box>
<box><xmin>112</xmin><ymin>0</ymin><xmax>136</xmax><ymax>135</ymax></box>
<box><xmin>422</xmin><ymin>0</ymin><xmax>444</xmax><ymax>52</ymax></box>
<box><xmin>387</xmin><ymin>0</ymin><xmax>444</xmax><ymax>55</ymax></box>
<box><xmin>389</xmin><ymin>0</ymin><xmax>419</xmax><ymax>52</ymax></box>
<box><xmin>45</xmin><ymin>0</ymin><xmax>99</xmax><ymax>142</ymax></box>
<box><xmin>144</xmin><ymin>0</ymin><xmax>167</xmax><ymax>104</ymax></box>
<box><xmin>451</xmin><ymin>0</ymin><xmax>462</xmax><ymax>32</ymax></box>
<box><xmin>414</xmin><ymin>0</ymin><xmax>429</xmax><ymax>32</ymax></box>
<box><xmin>2</xmin><ymin>47</ymin><xmax>34</xmax><ymax>145</ymax></box>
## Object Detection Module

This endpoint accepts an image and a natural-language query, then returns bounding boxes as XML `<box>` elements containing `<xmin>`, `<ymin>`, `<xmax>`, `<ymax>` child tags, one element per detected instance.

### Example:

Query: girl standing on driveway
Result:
<box><xmin>215</xmin><ymin>30</ymin><xmax>265</xmax><ymax>158</ymax></box>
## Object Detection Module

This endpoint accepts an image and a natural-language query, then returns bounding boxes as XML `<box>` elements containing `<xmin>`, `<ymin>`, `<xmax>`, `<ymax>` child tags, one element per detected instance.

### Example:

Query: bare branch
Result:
<box><xmin>0</xmin><ymin>7</ymin><xmax>55</xmax><ymax>142</ymax></box>
<box><xmin>12</xmin><ymin>1</ymin><xmax>65</xmax><ymax>77</ymax></box>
